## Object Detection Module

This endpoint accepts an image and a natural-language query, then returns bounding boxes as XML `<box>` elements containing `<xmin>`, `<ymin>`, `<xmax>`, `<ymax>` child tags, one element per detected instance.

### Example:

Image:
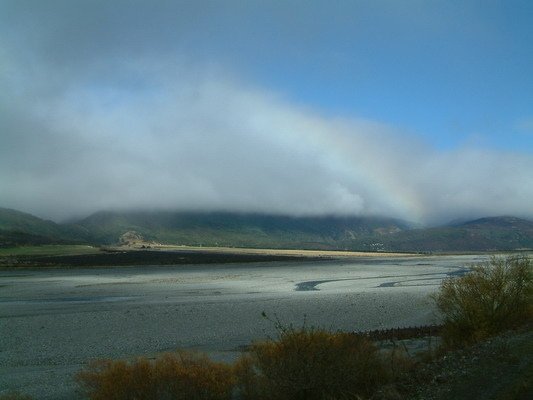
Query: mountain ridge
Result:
<box><xmin>76</xmin><ymin>210</ymin><xmax>411</xmax><ymax>249</ymax></box>
<box><xmin>1</xmin><ymin>207</ymin><xmax>532</xmax><ymax>252</ymax></box>
<box><xmin>0</xmin><ymin>207</ymin><xmax>89</xmax><ymax>246</ymax></box>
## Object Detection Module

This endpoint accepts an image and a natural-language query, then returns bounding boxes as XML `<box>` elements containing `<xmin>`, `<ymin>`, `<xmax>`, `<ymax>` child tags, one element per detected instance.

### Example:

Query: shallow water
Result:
<box><xmin>0</xmin><ymin>254</ymin><xmax>486</xmax><ymax>399</ymax></box>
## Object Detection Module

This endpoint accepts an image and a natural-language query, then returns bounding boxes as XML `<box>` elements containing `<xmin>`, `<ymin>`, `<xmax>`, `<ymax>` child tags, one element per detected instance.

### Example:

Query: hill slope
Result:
<box><xmin>349</xmin><ymin>216</ymin><xmax>533</xmax><ymax>252</ymax></box>
<box><xmin>0</xmin><ymin>208</ymin><xmax>87</xmax><ymax>247</ymax></box>
<box><xmin>78</xmin><ymin>210</ymin><xmax>410</xmax><ymax>249</ymax></box>
<box><xmin>1</xmin><ymin>208</ymin><xmax>532</xmax><ymax>252</ymax></box>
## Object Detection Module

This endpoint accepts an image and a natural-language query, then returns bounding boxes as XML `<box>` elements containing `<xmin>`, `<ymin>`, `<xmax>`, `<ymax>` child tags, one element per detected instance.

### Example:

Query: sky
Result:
<box><xmin>1</xmin><ymin>0</ymin><xmax>533</xmax><ymax>224</ymax></box>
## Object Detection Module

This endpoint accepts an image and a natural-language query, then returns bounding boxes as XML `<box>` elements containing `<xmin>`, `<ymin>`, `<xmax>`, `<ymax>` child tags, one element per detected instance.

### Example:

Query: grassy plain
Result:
<box><xmin>0</xmin><ymin>244</ymin><xmax>101</xmax><ymax>257</ymax></box>
<box><xmin>0</xmin><ymin>244</ymin><xmax>418</xmax><ymax>269</ymax></box>
<box><xmin>119</xmin><ymin>244</ymin><xmax>417</xmax><ymax>258</ymax></box>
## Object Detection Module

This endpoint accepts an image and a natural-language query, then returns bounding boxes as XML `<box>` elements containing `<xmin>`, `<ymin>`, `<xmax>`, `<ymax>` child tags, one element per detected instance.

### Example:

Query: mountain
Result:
<box><xmin>0</xmin><ymin>207</ymin><xmax>87</xmax><ymax>247</ymax></box>
<box><xmin>1</xmin><ymin>207</ymin><xmax>532</xmax><ymax>252</ymax></box>
<box><xmin>77</xmin><ymin>210</ymin><xmax>410</xmax><ymax>249</ymax></box>
<box><xmin>350</xmin><ymin>216</ymin><xmax>533</xmax><ymax>252</ymax></box>
<box><xmin>455</xmin><ymin>216</ymin><xmax>533</xmax><ymax>231</ymax></box>
<box><xmin>73</xmin><ymin>211</ymin><xmax>533</xmax><ymax>251</ymax></box>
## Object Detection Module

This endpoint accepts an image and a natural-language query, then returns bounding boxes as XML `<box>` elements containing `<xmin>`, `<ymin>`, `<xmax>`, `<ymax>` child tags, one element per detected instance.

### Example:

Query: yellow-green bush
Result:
<box><xmin>76</xmin><ymin>351</ymin><xmax>235</xmax><ymax>400</ymax></box>
<box><xmin>235</xmin><ymin>327</ymin><xmax>388</xmax><ymax>400</ymax></box>
<box><xmin>434</xmin><ymin>255</ymin><xmax>532</xmax><ymax>347</ymax></box>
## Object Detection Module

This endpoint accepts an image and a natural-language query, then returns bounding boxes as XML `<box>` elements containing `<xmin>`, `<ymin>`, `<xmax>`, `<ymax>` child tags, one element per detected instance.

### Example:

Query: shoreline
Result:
<box><xmin>0</xmin><ymin>244</ymin><xmax>421</xmax><ymax>269</ymax></box>
<box><xmin>120</xmin><ymin>244</ymin><xmax>420</xmax><ymax>258</ymax></box>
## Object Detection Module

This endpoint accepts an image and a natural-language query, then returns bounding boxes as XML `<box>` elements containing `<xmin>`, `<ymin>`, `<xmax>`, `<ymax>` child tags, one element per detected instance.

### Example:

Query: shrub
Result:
<box><xmin>234</xmin><ymin>326</ymin><xmax>388</xmax><ymax>400</ymax></box>
<box><xmin>76</xmin><ymin>350</ymin><xmax>235</xmax><ymax>400</ymax></box>
<box><xmin>433</xmin><ymin>255</ymin><xmax>532</xmax><ymax>347</ymax></box>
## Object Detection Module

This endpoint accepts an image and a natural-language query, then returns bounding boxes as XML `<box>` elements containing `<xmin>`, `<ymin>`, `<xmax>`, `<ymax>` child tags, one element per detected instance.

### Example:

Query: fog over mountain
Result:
<box><xmin>1</xmin><ymin>1</ymin><xmax>532</xmax><ymax>224</ymax></box>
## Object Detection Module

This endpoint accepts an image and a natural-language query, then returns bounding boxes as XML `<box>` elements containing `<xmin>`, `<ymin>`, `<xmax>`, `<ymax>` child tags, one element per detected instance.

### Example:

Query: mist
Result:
<box><xmin>1</xmin><ymin>1</ymin><xmax>532</xmax><ymax>224</ymax></box>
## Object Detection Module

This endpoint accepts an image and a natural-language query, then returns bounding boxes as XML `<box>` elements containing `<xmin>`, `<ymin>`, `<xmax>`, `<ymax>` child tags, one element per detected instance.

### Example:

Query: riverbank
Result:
<box><xmin>0</xmin><ymin>244</ymin><xmax>421</xmax><ymax>268</ymax></box>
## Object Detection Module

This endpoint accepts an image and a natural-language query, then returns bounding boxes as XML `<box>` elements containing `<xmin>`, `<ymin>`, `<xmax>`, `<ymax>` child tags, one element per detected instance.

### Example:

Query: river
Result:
<box><xmin>0</xmin><ymin>254</ymin><xmax>486</xmax><ymax>399</ymax></box>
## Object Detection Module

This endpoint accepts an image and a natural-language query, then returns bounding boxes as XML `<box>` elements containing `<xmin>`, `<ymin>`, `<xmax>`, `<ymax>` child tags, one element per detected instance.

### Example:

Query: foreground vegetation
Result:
<box><xmin>76</xmin><ymin>352</ymin><xmax>235</xmax><ymax>400</ymax></box>
<box><xmin>434</xmin><ymin>255</ymin><xmax>532</xmax><ymax>347</ymax></box>
<box><xmin>235</xmin><ymin>326</ymin><xmax>389</xmax><ymax>400</ymax></box>
<box><xmin>73</xmin><ymin>328</ymin><xmax>395</xmax><ymax>400</ymax></box>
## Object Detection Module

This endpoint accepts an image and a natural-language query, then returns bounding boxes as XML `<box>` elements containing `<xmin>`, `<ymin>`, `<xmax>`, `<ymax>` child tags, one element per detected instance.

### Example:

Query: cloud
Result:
<box><xmin>1</xmin><ymin>1</ymin><xmax>532</xmax><ymax>224</ymax></box>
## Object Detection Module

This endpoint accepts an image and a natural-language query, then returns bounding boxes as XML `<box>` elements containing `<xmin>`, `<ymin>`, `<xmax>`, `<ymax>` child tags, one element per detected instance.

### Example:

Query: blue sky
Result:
<box><xmin>81</xmin><ymin>0</ymin><xmax>532</xmax><ymax>152</ymax></box>
<box><xmin>1</xmin><ymin>0</ymin><xmax>533</xmax><ymax>222</ymax></box>
<box><xmin>196</xmin><ymin>1</ymin><xmax>533</xmax><ymax>151</ymax></box>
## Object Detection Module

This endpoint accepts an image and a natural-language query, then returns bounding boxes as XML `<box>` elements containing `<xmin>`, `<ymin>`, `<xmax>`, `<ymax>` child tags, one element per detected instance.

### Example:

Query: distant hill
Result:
<box><xmin>1</xmin><ymin>207</ymin><xmax>532</xmax><ymax>252</ymax></box>
<box><xmin>77</xmin><ymin>210</ymin><xmax>410</xmax><ymax>249</ymax></box>
<box><xmin>349</xmin><ymin>216</ymin><xmax>533</xmax><ymax>252</ymax></box>
<box><xmin>0</xmin><ymin>207</ymin><xmax>87</xmax><ymax>247</ymax></box>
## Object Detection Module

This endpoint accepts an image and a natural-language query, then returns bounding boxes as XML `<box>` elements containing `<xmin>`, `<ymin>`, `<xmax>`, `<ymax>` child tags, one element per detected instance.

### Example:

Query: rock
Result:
<box><xmin>118</xmin><ymin>230</ymin><xmax>145</xmax><ymax>246</ymax></box>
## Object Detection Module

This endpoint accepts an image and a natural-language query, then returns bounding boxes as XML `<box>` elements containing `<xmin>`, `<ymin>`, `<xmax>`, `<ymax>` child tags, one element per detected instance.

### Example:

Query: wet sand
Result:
<box><xmin>0</xmin><ymin>254</ymin><xmax>486</xmax><ymax>399</ymax></box>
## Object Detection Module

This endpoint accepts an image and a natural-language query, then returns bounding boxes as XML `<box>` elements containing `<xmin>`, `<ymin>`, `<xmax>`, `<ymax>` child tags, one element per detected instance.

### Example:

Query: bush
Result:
<box><xmin>76</xmin><ymin>351</ymin><xmax>235</xmax><ymax>400</ymax></box>
<box><xmin>235</xmin><ymin>326</ymin><xmax>388</xmax><ymax>400</ymax></box>
<box><xmin>433</xmin><ymin>255</ymin><xmax>532</xmax><ymax>347</ymax></box>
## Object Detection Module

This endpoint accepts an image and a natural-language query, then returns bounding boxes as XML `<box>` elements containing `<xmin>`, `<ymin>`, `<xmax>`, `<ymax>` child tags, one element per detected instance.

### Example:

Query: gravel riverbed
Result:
<box><xmin>0</xmin><ymin>255</ymin><xmax>486</xmax><ymax>399</ymax></box>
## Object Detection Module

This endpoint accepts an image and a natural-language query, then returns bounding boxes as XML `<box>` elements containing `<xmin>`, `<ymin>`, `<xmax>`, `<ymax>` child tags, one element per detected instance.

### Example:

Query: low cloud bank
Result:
<box><xmin>1</xmin><ymin>2</ymin><xmax>532</xmax><ymax>224</ymax></box>
<box><xmin>2</xmin><ymin>61</ymin><xmax>532</xmax><ymax>224</ymax></box>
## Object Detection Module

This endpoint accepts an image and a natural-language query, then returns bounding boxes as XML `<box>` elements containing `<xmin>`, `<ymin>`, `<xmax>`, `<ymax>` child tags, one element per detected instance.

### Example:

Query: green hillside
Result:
<box><xmin>0</xmin><ymin>208</ymin><xmax>87</xmax><ymax>247</ymax></box>
<box><xmin>77</xmin><ymin>210</ymin><xmax>409</xmax><ymax>249</ymax></box>
<box><xmin>346</xmin><ymin>216</ymin><xmax>533</xmax><ymax>252</ymax></box>
<box><xmin>1</xmin><ymin>207</ymin><xmax>532</xmax><ymax>252</ymax></box>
